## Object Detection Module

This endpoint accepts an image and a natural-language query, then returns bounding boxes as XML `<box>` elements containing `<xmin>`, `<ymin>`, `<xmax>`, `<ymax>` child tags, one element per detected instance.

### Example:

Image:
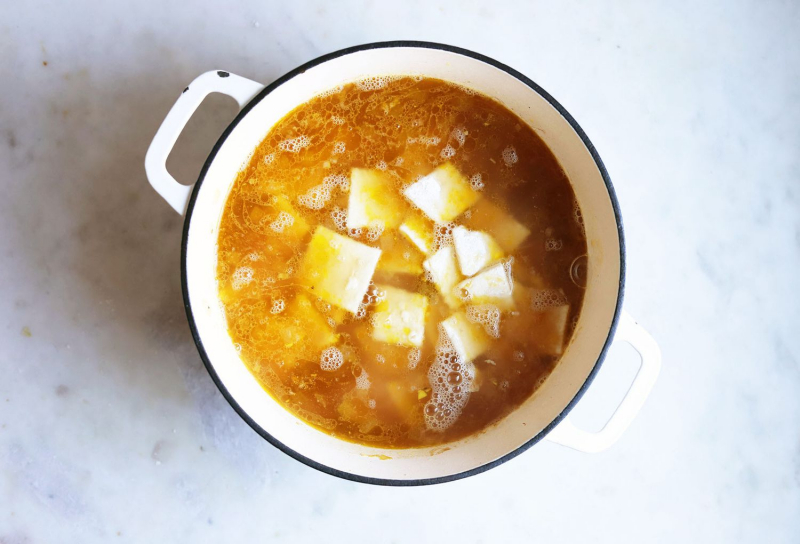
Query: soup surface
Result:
<box><xmin>216</xmin><ymin>76</ymin><xmax>587</xmax><ymax>448</ymax></box>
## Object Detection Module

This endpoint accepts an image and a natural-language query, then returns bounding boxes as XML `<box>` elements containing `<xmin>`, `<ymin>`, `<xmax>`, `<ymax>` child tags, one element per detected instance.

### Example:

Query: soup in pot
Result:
<box><xmin>216</xmin><ymin>76</ymin><xmax>587</xmax><ymax>448</ymax></box>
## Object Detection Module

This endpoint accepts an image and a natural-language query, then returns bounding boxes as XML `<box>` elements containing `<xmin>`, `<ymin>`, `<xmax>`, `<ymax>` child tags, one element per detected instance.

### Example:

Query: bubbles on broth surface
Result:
<box><xmin>269</xmin><ymin>211</ymin><xmax>295</xmax><ymax>233</ymax></box>
<box><xmin>432</xmin><ymin>222</ymin><xmax>457</xmax><ymax>252</ymax></box>
<box><xmin>318</xmin><ymin>84</ymin><xmax>344</xmax><ymax>97</ymax></box>
<box><xmin>573</xmin><ymin>200</ymin><xmax>586</xmax><ymax>235</ymax></box>
<box><xmin>466</xmin><ymin>304</ymin><xmax>501</xmax><ymax>338</ymax></box>
<box><xmin>452</xmin><ymin>82</ymin><xmax>476</xmax><ymax>95</ymax></box>
<box><xmin>324</xmin><ymin>173</ymin><xmax>349</xmax><ymax>192</ymax></box>
<box><xmin>502</xmin><ymin>146</ymin><xmax>518</xmax><ymax>166</ymax></box>
<box><xmin>330</xmin><ymin>206</ymin><xmax>348</xmax><ymax>231</ymax></box>
<box><xmin>355</xmin><ymin>369</ymin><xmax>371</xmax><ymax>390</ymax></box>
<box><xmin>278</xmin><ymin>135</ymin><xmax>311</xmax><ymax>153</ymax></box>
<box><xmin>451</xmin><ymin>127</ymin><xmax>467</xmax><ymax>146</ymax></box>
<box><xmin>270</xmin><ymin>299</ymin><xmax>285</xmax><ymax>314</ymax></box>
<box><xmin>320</xmin><ymin>347</ymin><xmax>344</xmax><ymax>371</ymax></box>
<box><xmin>545</xmin><ymin>238</ymin><xmax>563</xmax><ymax>251</ymax></box>
<box><xmin>298</xmin><ymin>184</ymin><xmax>331</xmax><ymax>210</ymax></box>
<box><xmin>408</xmin><ymin>348</ymin><xmax>421</xmax><ymax>370</ymax></box>
<box><xmin>502</xmin><ymin>258</ymin><xmax>514</xmax><ymax>282</ymax></box>
<box><xmin>469</xmin><ymin>173</ymin><xmax>484</xmax><ymax>191</ymax></box>
<box><xmin>364</xmin><ymin>283</ymin><xmax>386</xmax><ymax>306</ymax></box>
<box><xmin>355</xmin><ymin>75</ymin><xmax>400</xmax><ymax>91</ymax></box>
<box><xmin>570</xmin><ymin>315</ymin><xmax>579</xmax><ymax>334</ymax></box>
<box><xmin>298</xmin><ymin>174</ymin><xmax>349</xmax><ymax>211</ymax></box>
<box><xmin>531</xmin><ymin>289</ymin><xmax>568</xmax><ymax>311</ymax></box>
<box><xmin>231</xmin><ymin>267</ymin><xmax>254</xmax><ymax>290</ymax></box>
<box><xmin>424</xmin><ymin>330</ymin><xmax>476</xmax><ymax>432</ymax></box>
<box><xmin>354</xmin><ymin>303</ymin><xmax>368</xmax><ymax>320</ymax></box>
<box><xmin>366</xmin><ymin>221</ymin><xmax>384</xmax><ymax>242</ymax></box>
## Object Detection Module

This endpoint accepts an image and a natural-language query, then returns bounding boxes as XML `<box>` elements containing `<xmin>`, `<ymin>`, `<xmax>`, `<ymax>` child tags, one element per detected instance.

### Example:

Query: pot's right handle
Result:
<box><xmin>145</xmin><ymin>70</ymin><xmax>265</xmax><ymax>215</ymax></box>
<box><xmin>546</xmin><ymin>311</ymin><xmax>661</xmax><ymax>453</ymax></box>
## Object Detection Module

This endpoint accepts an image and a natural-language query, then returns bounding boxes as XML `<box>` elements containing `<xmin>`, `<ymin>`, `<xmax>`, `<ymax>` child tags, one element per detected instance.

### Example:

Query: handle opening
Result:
<box><xmin>546</xmin><ymin>311</ymin><xmax>661</xmax><ymax>453</ymax></box>
<box><xmin>145</xmin><ymin>70</ymin><xmax>265</xmax><ymax>215</ymax></box>
<box><xmin>165</xmin><ymin>92</ymin><xmax>240</xmax><ymax>187</ymax></box>
<box><xmin>567</xmin><ymin>340</ymin><xmax>641</xmax><ymax>432</ymax></box>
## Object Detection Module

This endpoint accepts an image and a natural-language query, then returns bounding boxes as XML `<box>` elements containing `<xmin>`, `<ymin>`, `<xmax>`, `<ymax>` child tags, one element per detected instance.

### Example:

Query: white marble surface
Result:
<box><xmin>2</xmin><ymin>1</ymin><xmax>799</xmax><ymax>542</ymax></box>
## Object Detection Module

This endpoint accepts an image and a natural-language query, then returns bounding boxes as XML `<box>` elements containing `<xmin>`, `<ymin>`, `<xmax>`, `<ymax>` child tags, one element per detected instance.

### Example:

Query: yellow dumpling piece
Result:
<box><xmin>376</xmin><ymin>233</ymin><xmax>425</xmax><ymax>276</ymax></box>
<box><xmin>371</xmin><ymin>285</ymin><xmax>428</xmax><ymax>347</ymax></box>
<box><xmin>451</xmin><ymin>225</ymin><xmax>505</xmax><ymax>277</ymax></box>
<box><xmin>283</xmin><ymin>294</ymin><xmax>339</xmax><ymax>349</ymax></box>
<box><xmin>441</xmin><ymin>312</ymin><xmax>492</xmax><ymax>363</ymax></box>
<box><xmin>346</xmin><ymin>168</ymin><xmax>407</xmax><ymax>229</ymax></box>
<box><xmin>297</xmin><ymin>226</ymin><xmax>381</xmax><ymax>313</ymax></box>
<box><xmin>268</xmin><ymin>293</ymin><xmax>339</xmax><ymax>368</ymax></box>
<box><xmin>402</xmin><ymin>162</ymin><xmax>480</xmax><ymax>223</ymax></box>
<box><xmin>422</xmin><ymin>246</ymin><xmax>463</xmax><ymax>309</ymax></box>
<box><xmin>464</xmin><ymin>199</ymin><xmax>530</xmax><ymax>252</ymax></box>
<box><xmin>533</xmin><ymin>304</ymin><xmax>570</xmax><ymax>356</ymax></box>
<box><xmin>457</xmin><ymin>262</ymin><xmax>515</xmax><ymax>311</ymax></box>
<box><xmin>399</xmin><ymin>213</ymin><xmax>435</xmax><ymax>255</ymax></box>
<box><xmin>377</xmin><ymin>252</ymin><xmax>425</xmax><ymax>276</ymax></box>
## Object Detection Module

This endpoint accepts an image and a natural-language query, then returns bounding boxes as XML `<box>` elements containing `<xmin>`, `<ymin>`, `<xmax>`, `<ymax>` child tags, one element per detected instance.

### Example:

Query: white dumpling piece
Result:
<box><xmin>402</xmin><ymin>162</ymin><xmax>481</xmax><ymax>223</ymax></box>
<box><xmin>457</xmin><ymin>262</ymin><xmax>515</xmax><ymax>311</ymax></box>
<box><xmin>441</xmin><ymin>312</ymin><xmax>492</xmax><ymax>363</ymax></box>
<box><xmin>422</xmin><ymin>246</ymin><xmax>463</xmax><ymax>309</ymax></box>
<box><xmin>451</xmin><ymin>225</ymin><xmax>504</xmax><ymax>277</ymax></box>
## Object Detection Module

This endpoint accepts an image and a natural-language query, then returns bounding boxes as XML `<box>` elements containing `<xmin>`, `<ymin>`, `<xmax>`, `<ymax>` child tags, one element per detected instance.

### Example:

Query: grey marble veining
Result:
<box><xmin>1</xmin><ymin>1</ymin><xmax>799</xmax><ymax>542</ymax></box>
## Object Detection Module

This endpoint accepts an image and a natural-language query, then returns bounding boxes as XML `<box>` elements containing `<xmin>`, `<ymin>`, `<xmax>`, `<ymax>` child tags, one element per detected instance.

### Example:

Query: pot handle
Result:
<box><xmin>144</xmin><ymin>70</ymin><xmax>265</xmax><ymax>215</ymax></box>
<box><xmin>545</xmin><ymin>311</ymin><xmax>661</xmax><ymax>453</ymax></box>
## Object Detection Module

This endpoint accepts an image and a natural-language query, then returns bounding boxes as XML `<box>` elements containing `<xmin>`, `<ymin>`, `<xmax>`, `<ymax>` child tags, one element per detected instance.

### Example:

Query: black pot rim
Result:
<box><xmin>180</xmin><ymin>40</ymin><xmax>626</xmax><ymax>487</ymax></box>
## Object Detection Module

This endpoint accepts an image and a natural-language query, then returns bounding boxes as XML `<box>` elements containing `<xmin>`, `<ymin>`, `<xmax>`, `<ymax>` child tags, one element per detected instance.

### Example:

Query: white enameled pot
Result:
<box><xmin>145</xmin><ymin>42</ymin><xmax>660</xmax><ymax>485</ymax></box>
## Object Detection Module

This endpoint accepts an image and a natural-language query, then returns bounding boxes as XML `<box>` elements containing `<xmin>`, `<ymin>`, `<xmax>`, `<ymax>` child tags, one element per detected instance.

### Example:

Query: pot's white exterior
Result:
<box><xmin>146</xmin><ymin>43</ymin><xmax>660</xmax><ymax>484</ymax></box>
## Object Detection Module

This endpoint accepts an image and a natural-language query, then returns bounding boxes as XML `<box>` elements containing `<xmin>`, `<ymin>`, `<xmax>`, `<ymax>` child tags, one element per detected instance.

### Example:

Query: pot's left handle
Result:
<box><xmin>145</xmin><ymin>70</ymin><xmax>265</xmax><ymax>215</ymax></box>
